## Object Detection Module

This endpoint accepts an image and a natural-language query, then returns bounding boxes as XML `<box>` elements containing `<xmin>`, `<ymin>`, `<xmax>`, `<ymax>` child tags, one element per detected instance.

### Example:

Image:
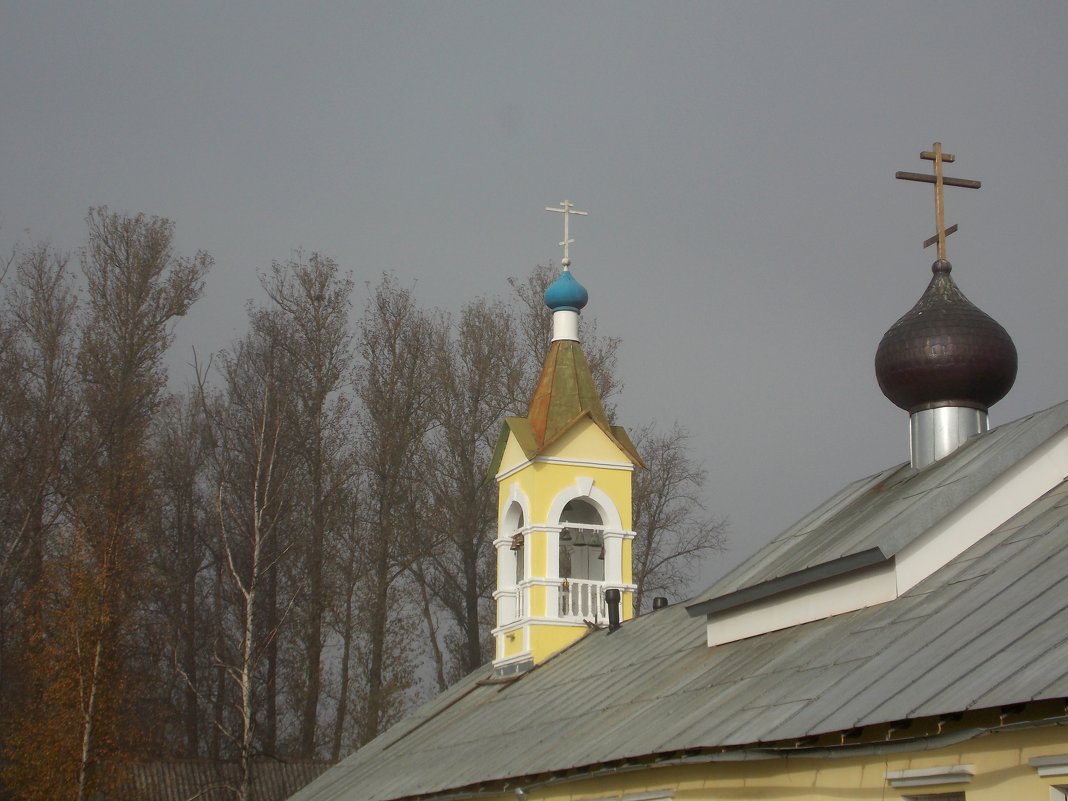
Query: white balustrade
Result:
<box><xmin>559</xmin><ymin>579</ymin><xmax>607</xmax><ymax>622</ymax></box>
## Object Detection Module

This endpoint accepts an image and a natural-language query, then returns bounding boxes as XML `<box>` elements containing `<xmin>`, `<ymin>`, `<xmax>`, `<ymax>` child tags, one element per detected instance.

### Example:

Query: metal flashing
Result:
<box><xmin>686</xmin><ymin>547</ymin><xmax>887</xmax><ymax>617</ymax></box>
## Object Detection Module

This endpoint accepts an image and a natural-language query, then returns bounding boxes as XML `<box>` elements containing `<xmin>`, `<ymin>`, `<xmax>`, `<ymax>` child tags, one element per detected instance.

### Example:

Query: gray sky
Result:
<box><xmin>3</xmin><ymin>1</ymin><xmax>1068</xmax><ymax>590</ymax></box>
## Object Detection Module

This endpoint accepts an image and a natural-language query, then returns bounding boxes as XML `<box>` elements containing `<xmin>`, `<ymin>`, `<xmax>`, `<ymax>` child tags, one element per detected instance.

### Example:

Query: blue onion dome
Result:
<box><xmin>543</xmin><ymin>269</ymin><xmax>589</xmax><ymax>312</ymax></box>
<box><xmin>875</xmin><ymin>260</ymin><xmax>1017</xmax><ymax>413</ymax></box>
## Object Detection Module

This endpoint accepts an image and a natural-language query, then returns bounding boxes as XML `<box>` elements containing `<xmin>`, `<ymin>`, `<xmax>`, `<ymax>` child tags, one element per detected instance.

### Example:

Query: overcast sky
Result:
<box><xmin>3</xmin><ymin>1</ymin><xmax>1068</xmax><ymax>591</ymax></box>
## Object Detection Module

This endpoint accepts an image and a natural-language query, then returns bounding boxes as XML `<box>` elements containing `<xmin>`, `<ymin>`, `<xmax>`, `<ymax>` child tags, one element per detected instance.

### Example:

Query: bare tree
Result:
<box><xmin>630</xmin><ymin>422</ymin><xmax>727</xmax><ymax>614</ymax></box>
<box><xmin>418</xmin><ymin>300</ymin><xmax>525</xmax><ymax>679</ymax></box>
<box><xmin>146</xmin><ymin>392</ymin><xmax>211</xmax><ymax>757</ymax></box>
<box><xmin>353</xmin><ymin>275</ymin><xmax>435</xmax><ymax>744</ymax></box>
<box><xmin>261</xmin><ymin>253</ymin><xmax>356</xmax><ymax>758</ymax></box>
<box><xmin>76</xmin><ymin>208</ymin><xmax>209</xmax><ymax>799</ymax></box>
<box><xmin>325</xmin><ymin>483</ymin><xmax>365</xmax><ymax>761</ymax></box>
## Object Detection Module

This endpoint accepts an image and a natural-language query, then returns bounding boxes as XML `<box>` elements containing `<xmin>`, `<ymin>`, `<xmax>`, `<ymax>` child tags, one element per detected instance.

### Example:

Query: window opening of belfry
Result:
<box><xmin>507</xmin><ymin>505</ymin><xmax>525</xmax><ymax>583</ymax></box>
<box><xmin>559</xmin><ymin>499</ymin><xmax>604</xmax><ymax>582</ymax></box>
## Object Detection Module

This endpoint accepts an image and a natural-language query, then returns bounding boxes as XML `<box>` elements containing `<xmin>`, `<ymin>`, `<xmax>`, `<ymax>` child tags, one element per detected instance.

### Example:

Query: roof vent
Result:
<box><xmin>605</xmin><ymin>588</ymin><xmax>621</xmax><ymax>632</ymax></box>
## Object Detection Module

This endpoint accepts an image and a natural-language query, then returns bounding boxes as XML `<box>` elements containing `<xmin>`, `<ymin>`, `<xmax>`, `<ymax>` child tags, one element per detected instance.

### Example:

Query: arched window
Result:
<box><xmin>559</xmin><ymin>499</ymin><xmax>604</xmax><ymax>582</ymax></box>
<box><xmin>504</xmin><ymin>503</ymin><xmax>525</xmax><ymax>585</ymax></box>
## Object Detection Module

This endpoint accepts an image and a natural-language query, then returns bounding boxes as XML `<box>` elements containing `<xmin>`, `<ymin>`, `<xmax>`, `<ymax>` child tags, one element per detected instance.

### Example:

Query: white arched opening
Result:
<box><xmin>495</xmin><ymin>488</ymin><xmax>529</xmax><ymax>624</ymax></box>
<box><xmin>548</xmin><ymin>479</ymin><xmax>626</xmax><ymax>622</ymax></box>
<box><xmin>546</xmin><ymin>479</ymin><xmax>623</xmax><ymax>530</ymax></box>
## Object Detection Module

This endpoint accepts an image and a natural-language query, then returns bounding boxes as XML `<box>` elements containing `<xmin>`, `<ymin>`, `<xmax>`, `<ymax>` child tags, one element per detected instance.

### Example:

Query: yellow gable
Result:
<box><xmin>496</xmin><ymin>430</ymin><xmax>532</xmax><ymax>476</ymax></box>
<box><xmin>540</xmin><ymin>416</ymin><xmax>634</xmax><ymax>465</ymax></box>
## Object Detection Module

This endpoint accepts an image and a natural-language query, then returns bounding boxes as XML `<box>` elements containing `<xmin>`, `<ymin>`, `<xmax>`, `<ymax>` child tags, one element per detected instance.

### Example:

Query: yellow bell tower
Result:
<box><xmin>489</xmin><ymin>202</ymin><xmax>643</xmax><ymax>674</ymax></box>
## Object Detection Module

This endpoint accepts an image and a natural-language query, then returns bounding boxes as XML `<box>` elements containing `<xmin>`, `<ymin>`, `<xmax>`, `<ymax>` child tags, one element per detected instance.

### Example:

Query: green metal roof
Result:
<box><xmin>488</xmin><ymin>340</ymin><xmax>643</xmax><ymax>476</ymax></box>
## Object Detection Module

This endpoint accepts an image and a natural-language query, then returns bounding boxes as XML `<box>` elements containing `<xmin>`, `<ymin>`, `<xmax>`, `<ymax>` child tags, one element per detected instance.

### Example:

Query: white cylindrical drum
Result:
<box><xmin>909</xmin><ymin>406</ymin><xmax>987</xmax><ymax>469</ymax></box>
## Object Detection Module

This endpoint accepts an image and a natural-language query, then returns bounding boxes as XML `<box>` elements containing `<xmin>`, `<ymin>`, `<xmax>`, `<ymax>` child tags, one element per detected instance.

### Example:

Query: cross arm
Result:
<box><xmin>895</xmin><ymin>171</ymin><xmax>982</xmax><ymax>190</ymax></box>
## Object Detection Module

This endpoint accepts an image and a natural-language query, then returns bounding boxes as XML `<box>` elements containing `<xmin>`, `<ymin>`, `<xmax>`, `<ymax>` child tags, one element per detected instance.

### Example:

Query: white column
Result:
<box><xmin>602</xmin><ymin>531</ymin><xmax>624</xmax><ymax>584</ymax></box>
<box><xmin>545</xmin><ymin>528</ymin><xmax>560</xmax><ymax>618</ymax></box>
<box><xmin>495</xmin><ymin>539</ymin><xmax>517</xmax><ymax>623</ymax></box>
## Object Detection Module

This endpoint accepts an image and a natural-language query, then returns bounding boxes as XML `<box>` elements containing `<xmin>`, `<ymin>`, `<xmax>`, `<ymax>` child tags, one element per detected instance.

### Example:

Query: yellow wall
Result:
<box><xmin>529</xmin><ymin>623</ymin><xmax>593</xmax><ymax>664</ymax></box>
<box><xmin>501</xmin><ymin>628</ymin><xmax>525</xmax><ymax>659</ymax></box>
<box><xmin>471</xmin><ymin>722</ymin><xmax>1068</xmax><ymax>801</ymax></box>
<box><xmin>543</xmin><ymin>420</ymin><xmax>636</xmax><ymax>468</ymax></box>
<box><xmin>497</xmin><ymin>419</ymin><xmax>635</xmax><ymax>532</ymax></box>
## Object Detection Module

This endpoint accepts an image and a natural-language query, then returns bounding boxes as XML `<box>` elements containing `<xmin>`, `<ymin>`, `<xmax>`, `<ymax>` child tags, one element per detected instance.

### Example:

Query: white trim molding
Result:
<box><xmin>497</xmin><ymin>484</ymin><xmax>531</xmax><ymax>529</ymax></box>
<box><xmin>884</xmin><ymin>764</ymin><xmax>975</xmax><ymax>788</ymax></box>
<box><xmin>497</xmin><ymin>456</ymin><xmax>635</xmax><ymax>481</ymax></box>
<box><xmin>535</xmin><ymin>455</ymin><xmax>635</xmax><ymax>471</ymax></box>
<box><xmin>547</xmin><ymin>477</ymin><xmax>624</xmax><ymax>529</ymax></box>
<box><xmin>1031</xmin><ymin>754</ymin><xmax>1068</xmax><ymax>778</ymax></box>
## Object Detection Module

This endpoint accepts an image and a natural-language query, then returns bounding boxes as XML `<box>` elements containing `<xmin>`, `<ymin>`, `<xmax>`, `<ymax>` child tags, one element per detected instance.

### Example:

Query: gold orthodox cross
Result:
<box><xmin>545</xmin><ymin>200</ymin><xmax>588</xmax><ymax>269</ymax></box>
<box><xmin>895</xmin><ymin>142</ymin><xmax>981</xmax><ymax>260</ymax></box>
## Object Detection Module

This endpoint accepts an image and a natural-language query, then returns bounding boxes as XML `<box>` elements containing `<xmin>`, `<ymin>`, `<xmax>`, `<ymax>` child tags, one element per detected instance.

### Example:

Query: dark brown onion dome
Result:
<box><xmin>875</xmin><ymin>260</ymin><xmax>1017</xmax><ymax>413</ymax></box>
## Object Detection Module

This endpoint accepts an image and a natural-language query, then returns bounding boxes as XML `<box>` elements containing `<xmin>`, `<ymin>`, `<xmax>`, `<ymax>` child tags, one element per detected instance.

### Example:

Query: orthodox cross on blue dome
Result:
<box><xmin>545</xmin><ymin>200</ymin><xmax>588</xmax><ymax>270</ymax></box>
<box><xmin>896</xmin><ymin>142</ymin><xmax>981</xmax><ymax>261</ymax></box>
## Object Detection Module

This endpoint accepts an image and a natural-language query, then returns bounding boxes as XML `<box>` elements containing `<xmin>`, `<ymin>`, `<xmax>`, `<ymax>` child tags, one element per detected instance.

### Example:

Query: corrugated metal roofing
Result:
<box><xmin>292</xmin><ymin>400</ymin><xmax>1068</xmax><ymax>801</ymax></box>
<box><xmin>113</xmin><ymin>761</ymin><xmax>331</xmax><ymax>801</ymax></box>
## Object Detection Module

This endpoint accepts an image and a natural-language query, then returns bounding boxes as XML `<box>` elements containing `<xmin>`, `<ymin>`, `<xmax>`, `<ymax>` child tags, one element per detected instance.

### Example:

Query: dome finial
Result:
<box><xmin>545</xmin><ymin>200</ymin><xmax>588</xmax><ymax>271</ymax></box>
<box><xmin>543</xmin><ymin>200</ymin><xmax>590</xmax><ymax>341</ymax></box>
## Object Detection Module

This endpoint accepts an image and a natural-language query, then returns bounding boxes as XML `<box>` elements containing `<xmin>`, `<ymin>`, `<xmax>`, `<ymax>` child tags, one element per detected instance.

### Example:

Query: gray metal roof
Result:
<box><xmin>292</xmin><ymin>400</ymin><xmax>1068</xmax><ymax>801</ymax></box>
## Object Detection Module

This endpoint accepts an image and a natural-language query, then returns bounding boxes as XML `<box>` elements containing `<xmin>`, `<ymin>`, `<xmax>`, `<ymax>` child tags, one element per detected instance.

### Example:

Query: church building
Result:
<box><xmin>291</xmin><ymin>149</ymin><xmax>1068</xmax><ymax>801</ymax></box>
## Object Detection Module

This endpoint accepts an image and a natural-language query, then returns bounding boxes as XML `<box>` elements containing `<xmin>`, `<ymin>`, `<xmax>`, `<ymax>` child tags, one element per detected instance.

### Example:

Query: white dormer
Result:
<box><xmin>688</xmin><ymin>405</ymin><xmax>1068</xmax><ymax>647</ymax></box>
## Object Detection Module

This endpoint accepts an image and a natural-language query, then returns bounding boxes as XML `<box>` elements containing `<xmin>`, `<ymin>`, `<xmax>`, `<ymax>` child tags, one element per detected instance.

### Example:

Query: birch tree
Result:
<box><xmin>200</xmin><ymin>308</ymin><xmax>301</xmax><ymax>801</ymax></box>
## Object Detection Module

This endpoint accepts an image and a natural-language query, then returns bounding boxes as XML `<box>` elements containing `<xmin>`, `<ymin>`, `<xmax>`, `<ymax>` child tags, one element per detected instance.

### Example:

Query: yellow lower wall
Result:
<box><xmin>530</xmin><ymin>622</ymin><xmax>591</xmax><ymax>664</ymax></box>
<box><xmin>501</xmin><ymin>628</ymin><xmax>525</xmax><ymax>659</ymax></box>
<box><xmin>473</xmin><ymin>721</ymin><xmax>1068</xmax><ymax>801</ymax></box>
